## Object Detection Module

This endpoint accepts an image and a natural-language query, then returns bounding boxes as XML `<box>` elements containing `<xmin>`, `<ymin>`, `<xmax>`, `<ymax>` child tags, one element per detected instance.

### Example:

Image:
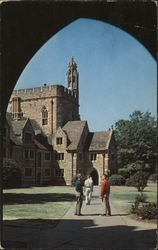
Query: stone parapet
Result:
<box><xmin>11</xmin><ymin>84</ymin><xmax>76</xmax><ymax>102</ymax></box>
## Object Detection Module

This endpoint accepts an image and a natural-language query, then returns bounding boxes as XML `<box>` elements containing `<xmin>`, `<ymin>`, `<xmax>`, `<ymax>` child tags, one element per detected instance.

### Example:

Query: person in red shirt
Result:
<box><xmin>100</xmin><ymin>174</ymin><xmax>111</xmax><ymax>216</ymax></box>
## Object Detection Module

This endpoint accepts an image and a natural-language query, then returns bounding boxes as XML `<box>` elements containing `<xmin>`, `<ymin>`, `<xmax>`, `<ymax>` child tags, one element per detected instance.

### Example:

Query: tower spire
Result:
<box><xmin>67</xmin><ymin>57</ymin><xmax>79</xmax><ymax>105</ymax></box>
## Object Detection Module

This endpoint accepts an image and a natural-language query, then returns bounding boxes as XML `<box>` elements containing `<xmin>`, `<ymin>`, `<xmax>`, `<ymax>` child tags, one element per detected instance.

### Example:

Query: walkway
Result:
<box><xmin>3</xmin><ymin>186</ymin><xmax>157</xmax><ymax>249</ymax></box>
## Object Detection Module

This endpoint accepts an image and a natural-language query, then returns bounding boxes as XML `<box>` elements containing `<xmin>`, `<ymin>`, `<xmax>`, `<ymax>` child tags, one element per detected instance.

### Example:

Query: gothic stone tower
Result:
<box><xmin>67</xmin><ymin>57</ymin><xmax>79</xmax><ymax>115</ymax></box>
<box><xmin>10</xmin><ymin>58</ymin><xmax>80</xmax><ymax>137</ymax></box>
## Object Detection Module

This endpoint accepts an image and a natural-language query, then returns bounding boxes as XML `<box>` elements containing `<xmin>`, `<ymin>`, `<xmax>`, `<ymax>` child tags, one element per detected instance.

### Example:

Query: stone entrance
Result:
<box><xmin>91</xmin><ymin>169</ymin><xmax>99</xmax><ymax>185</ymax></box>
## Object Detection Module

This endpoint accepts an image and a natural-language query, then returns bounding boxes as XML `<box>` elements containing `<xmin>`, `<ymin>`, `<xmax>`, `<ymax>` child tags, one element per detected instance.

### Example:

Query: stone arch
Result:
<box><xmin>1</xmin><ymin>2</ymin><xmax>156</xmax><ymax>115</ymax></box>
<box><xmin>87</xmin><ymin>167</ymin><xmax>100</xmax><ymax>186</ymax></box>
<box><xmin>0</xmin><ymin>2</ymin><xmax>156</xmax><ymax>245</ymax></box>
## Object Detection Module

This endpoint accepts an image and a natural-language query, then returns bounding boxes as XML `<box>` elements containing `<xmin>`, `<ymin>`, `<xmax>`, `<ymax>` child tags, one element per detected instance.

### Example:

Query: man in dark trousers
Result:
<box><xmin>75</xmin><ymin>173</ymin><xmax>83</xmax><ymax>216</ymax></box>
<box><xmin>100</xmin><ymin>174</ymin><xmax>111</xmax><ymax>216</ymax></box>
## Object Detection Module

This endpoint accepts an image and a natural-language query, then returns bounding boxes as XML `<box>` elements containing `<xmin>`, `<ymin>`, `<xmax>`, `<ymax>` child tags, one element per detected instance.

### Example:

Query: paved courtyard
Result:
<box><xmin>3</xmin><ymin>186</ymin><xmax>157</xmax><ymax>249</ymax></box>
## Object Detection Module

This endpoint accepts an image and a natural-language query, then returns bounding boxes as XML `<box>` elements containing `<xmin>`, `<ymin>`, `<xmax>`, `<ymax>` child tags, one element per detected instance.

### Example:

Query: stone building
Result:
<box><xmin>52</xmin><ymin>120</ymin><xmax>116</xmax><ymax>185</ymax></box>
<box><xmin>4</xmin><ymin>113</ymin><xmax>52</xmax><ymax>186</ymax></box>
<box><xmin>6</xmin><ymin>57</ymin><xmax>117</xmax><ymax>186</ymax></box>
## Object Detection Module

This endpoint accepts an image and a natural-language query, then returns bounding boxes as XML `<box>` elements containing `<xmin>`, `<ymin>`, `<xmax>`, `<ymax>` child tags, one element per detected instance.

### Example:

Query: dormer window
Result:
<box><xmin>42</xmin><ymin>106</ymin><xmax>48</xmax><ymax>125</ymax></box>
<box><xmin>90</xmin><ymin>153</ymin><xmax>97</xmax><ymax>161</ymax></box>
<box><xmin>56</xmin><ymin>137</ymin><xmax>62</xmax><ymax>145</ymax></box>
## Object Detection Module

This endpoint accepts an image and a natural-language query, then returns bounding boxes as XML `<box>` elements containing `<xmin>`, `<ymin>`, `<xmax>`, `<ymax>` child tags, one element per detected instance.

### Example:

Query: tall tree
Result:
<box><xmin>114</xmin><ymin>111</ymin><xmax>156</xmax><ymax>172</ymax></box>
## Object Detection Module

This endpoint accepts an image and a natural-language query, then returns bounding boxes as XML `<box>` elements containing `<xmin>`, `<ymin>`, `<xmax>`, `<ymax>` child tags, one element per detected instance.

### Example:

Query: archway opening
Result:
<box><xmin>91</xmin><ymin>169</ymin><xmax>99</xmax><ymax>185</ymax></box>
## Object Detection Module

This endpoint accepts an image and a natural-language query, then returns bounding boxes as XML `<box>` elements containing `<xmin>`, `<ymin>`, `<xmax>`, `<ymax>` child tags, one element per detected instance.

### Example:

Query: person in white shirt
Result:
<box><xmin>84</xmin><ymin>175</ymin><xmax>93</xmax><ymax>205</ymax></box>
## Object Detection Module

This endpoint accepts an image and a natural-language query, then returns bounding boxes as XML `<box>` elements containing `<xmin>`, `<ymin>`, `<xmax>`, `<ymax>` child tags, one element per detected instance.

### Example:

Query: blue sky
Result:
<box><xmin>15</xmin><ymin>18</ymin><xmax>157</xmax><ymax>131</ymax></box>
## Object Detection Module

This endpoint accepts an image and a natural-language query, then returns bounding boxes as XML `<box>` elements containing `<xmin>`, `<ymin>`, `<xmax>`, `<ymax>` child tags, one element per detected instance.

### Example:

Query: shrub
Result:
<box><xmin>125</xmin><ymin>162</ymin><xmax>143</xmax><ymax>176</ymax></box>
<box><xmin>133</xmin><ymin>171</ymin><xmax>149</xmax><ymax>191</ymax></box>
<box><xmin>118</xmin><ymin>168</ymin><xmax>130</xmax><ymax>179</ymax></box>
<box><xmin>131</xmin><ymin>201</ymin><xmax>139</xmax><ymax>214</ymax></box>
<box><xmin>135</xmin><ymin>192</ymin><xmax>147</xmax><ymax>203</ymax></box>
<box><xmin>3</xmin><ymin>158</ymin><xmax>22</xmax><ymax>188</ymax></box>
<box><xmin>125</xmin><ymin>171</ymin><xmax>149</xmax><ymax>191</ymax></box>
<box><xmin>136</xmin><ymin>202</ymin><xmax>157</xmax><ymax>220</ymax></box>
<box><xmin>125</xmin><ymin>177</ymin><xmax>135</xmax><ymax>186</ymax></box>
<box><xmin>148</xmin><ymin>173</ymin><xmax>157</xmax><ymax>183</ymax></box>
<box><xmin>109</xmin><ymin>174</ymin><xmax>125</xmax><ymax>186</ymax></box>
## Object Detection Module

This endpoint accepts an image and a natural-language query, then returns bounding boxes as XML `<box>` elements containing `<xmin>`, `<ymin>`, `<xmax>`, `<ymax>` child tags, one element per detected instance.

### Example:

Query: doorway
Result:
<box><xmin>91</xmin><ymin>169</ymin><xmax>99</xmax><ymax>185</ymax></box>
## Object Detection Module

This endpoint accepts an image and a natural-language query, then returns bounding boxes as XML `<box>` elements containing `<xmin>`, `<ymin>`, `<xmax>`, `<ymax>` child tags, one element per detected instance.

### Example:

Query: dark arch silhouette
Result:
<box><xmin>0</xmin><ymin>1</ymin><xmax>157</xmax><ymax>247</ymax></box>
<box><xmin>0</xmin><ymin>1</ymin><xmax>156</xmax><ymax>116</ymax></box>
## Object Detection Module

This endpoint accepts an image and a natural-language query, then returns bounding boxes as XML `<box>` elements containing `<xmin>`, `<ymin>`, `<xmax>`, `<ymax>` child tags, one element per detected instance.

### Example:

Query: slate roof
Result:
<box><xmin>62</xmin><ymin>120</ymin><xmax>87</xmax><ymax>151</ymax></box>
<box><xmin>30</xmin><ymin>119</ymin><xmax>43</xmax><ymax>135</ymax></box>
<box><xmin>6</xmin><ymin>112</ymin><xmax>26</xmax><ymax>135</ymax></box>
<box><xmin>85</xmin><ymin>130</ymin><xmax>112</xmax><ymax>151</ymax></box>
<box><xmin>6</xmin><ymin>113</ymin><xmax>24</xmax><ymax>145</ymax></box>
<box><xmin>34</xmin><ymin>139</ymin><xmax>48</xmax><ymax>150</ymax></box>
<box><xmin>11</xmin><ymin>119</ymin><xmax>27</xmax><ymax>136</ymax></box>
<box><xmin>5</xmin><ymin>112</ymin><xmax>51</xmax><ymax>148</ymax></box>
<box><xmin>35</xmin><ymin>134</ymin><xmax>52</xmax><ymax>150</ymax></box>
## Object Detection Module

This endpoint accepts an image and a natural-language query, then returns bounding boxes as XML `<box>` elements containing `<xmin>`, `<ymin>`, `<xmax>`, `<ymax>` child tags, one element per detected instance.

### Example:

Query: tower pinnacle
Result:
<box><xmin>67</xmin><ymin>57</ymin><xmax>79</xmax><ymax>105</ymax></box>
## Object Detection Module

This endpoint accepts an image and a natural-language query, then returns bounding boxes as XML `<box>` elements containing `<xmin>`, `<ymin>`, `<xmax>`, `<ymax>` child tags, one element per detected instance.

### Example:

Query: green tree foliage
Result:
<box><xmin>115</xmin><ymin>111</ymin><xmax>156</xmax><ymax>174</ymax></box>
<box><xmin>109</xmin><ymin>174</ymin><xmax>126</xmax><ymax>186</ymax></box>
<box><xmin>132</xmin><ymin>171</ymin><xmax>149</xmax><ymax>191</ymax></box>
<box><xmin>3</xmin><ymin>158</ymin><xmax>22</xmax><ymax>188</ymax></box>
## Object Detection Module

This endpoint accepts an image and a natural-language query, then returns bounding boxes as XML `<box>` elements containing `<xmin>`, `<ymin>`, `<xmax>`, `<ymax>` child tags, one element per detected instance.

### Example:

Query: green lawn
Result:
<box><xmin>3</xmin><ymin>186</ymin><xmax>75</xmax><ymax>221</ymax></box>
<box><xmin>3</xmin><ymin>182</ymin><xmax>157</xmax><ymax>223</ymax></box>
<box><xmin>110</xmin><ymin>182</ymin><xmax>157</xmax><ymax>213</ymax></box>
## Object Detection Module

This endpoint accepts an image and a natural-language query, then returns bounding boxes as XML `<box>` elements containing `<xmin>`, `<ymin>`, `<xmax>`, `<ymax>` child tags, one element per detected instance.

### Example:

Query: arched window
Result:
<box><xmin>42</xmin><ymin>106</ymin><xmax>48</xmax><ymax>125</ymax></box>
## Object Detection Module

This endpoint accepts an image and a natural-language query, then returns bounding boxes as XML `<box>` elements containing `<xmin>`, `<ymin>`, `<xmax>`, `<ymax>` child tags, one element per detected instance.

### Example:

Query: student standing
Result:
<box><xmin>75</xmin><ymin>174</ymin><xmax>83</xmax><ymax>216</ymax></box>
<box><xmin>84</xmin><ymin>175</ymin><xmax>93</xmax><ymax>205</ymax></box>
<box><xmin>100</xmin><ymin>174</ymin><xmax>111</xmax><ymax>216</ymax></box>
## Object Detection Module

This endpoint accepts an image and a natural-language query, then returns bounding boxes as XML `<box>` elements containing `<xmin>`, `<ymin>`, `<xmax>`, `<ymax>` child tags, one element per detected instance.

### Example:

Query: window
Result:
<box><xmin>56</xmin><ymin>137</ymin><xmax>63</xmax><ymax>145</ymax></box>
<box><xmin>45</xmin><ymin>152</ymin><xmax>50</xmax><ymax>161</ymax></box>
<box><xmin>37</xmin><ymin>152</ymin><xmax>42</xmax><ymax>167</ymax></box>
<box><xmin>25</xmin><ymin>132</ymin><xmax>32</xmax><ymax>143</ymax></box>
<box><xmin>54</xmin><ymin>168</ymin><xmax>64</xmax><ymax>178</ymax></box>
<box><xmin>24</xmin><ymin>149</ymin><xmax>34</xmax><ymax>159</ymax></box>
<box><xmin>55</xmin><ymin>153</ymin><xmax>64</xmax><ymax>161</ymax></box>
<box><xmin>45</xmin><ymin>168</ymin><xmax>51</xmax><ymax>177</ymax></box>
<box><xmin>25</xmin><ymin>149</ymin><xmax>29</xmax><ymax>159</ymax></box>
<box><xmin>42</xmin><ymin>106</ymin><xmax>48</xmax><ymax>125</ymax></box>
<box><xmin>25</xmin><ymin>168</ymin><xmax>32</xmax><ymax>176</ymax></box>
<box><xmin>90</xmin><ymin>153</ymin><xmax>97</xmax><ymax>161</ymax></box>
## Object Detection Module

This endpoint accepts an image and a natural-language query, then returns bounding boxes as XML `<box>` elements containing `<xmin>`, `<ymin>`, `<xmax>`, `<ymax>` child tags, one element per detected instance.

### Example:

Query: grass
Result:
<box><xmin>3</xmin><ymin>186</ymin><xmax>75</xmax><ymax>222</ymax></box>
<box><xmin>110</xmin><ymin>182</ymin><xmax>157</xmax><ymax>214</ymax></box>
<box><xmin>3</xmin><ymin>182</ymin><xmax>157</xmax><ymax>222</ymax></box>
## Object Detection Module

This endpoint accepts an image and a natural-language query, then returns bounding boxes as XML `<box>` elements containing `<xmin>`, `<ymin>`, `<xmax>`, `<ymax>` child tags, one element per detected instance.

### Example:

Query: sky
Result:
<box><xmin>14</xmin><ymin>18</ymin><xmax>157</xmax><ymax>132</ymax></box>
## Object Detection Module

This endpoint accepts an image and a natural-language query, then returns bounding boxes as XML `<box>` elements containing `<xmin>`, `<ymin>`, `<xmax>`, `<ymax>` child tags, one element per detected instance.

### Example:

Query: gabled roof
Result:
<box><xmin>35</xmin><ymin>134</ymin><xmax>52</xmax><ymax>150</ymax></box>
<box><xmin>6</xmin><ymin>113</ymin><xmax>42</xmax><ymax>136</ymax></box>
<box><xmin>5</xmin><ymin>112</ymin><xmax>52</xmax><ymax>148</ymax></box>
<box><xmin>34</xmin><ymin>139</ymin><xmax>49</xmax><ymax>150</ymax></box>
<box><xmin>6</xmin><ymin>113</ymin><xmax>26</xmax><ymax>145</ymax></box>
<box><xmin>85</xmin><ymin>130</ymin><xmax>113</xmax><ymax>151</ymax></box>
<box><xmin>30</xmin><ymin>119</ymin><xmax>43</xmax><ymax>135</ymax></box>
<box><xmin>11</xmin><ymin>119</ymin><xmax>27</xmax><ymax>136</ymax></box>
<box><xmin>62</xmin><ymin>120</ymin><xmax>87</xmax><ymax>151</ymax></box>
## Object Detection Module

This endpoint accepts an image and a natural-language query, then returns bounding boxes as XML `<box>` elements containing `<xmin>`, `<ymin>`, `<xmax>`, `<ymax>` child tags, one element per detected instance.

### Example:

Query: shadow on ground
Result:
<box><xmin>3</xmin><ymin>193</ymin><xmax>76</xmax><ymax>205</ymax></box>
<box><xmin>3</xmin><ymin>218</ymin><xmax>157</xmax><ymax>249</ymax></box>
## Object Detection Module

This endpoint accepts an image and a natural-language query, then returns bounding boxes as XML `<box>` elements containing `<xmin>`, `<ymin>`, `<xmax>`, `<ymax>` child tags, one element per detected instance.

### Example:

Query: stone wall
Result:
<box><xmin>10</xmin><ymin>85</ymin><xmax>79</xmax><ymax>136</ymax></box>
